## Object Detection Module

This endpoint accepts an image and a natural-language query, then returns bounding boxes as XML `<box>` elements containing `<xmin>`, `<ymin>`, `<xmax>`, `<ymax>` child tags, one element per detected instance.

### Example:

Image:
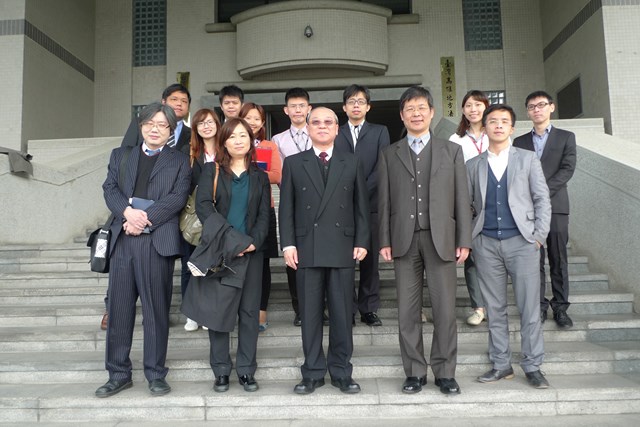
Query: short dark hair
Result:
<box><xmin>162</xmin><ymin>84</ymin><xmax>191</xmax><ymax>104</ymax></box>
<box><xmin>455</xmin><ymin>90</ymin><xmax>490</xmax><ymax>137</ymax></box>
<box><xmin>342</xmin><ymin>84</ymin><xmax>370</xmax><ymax>105</ymax></box>
<box><xmin>525</xmin><ymin>90</ymin><xmax>553</xmax><ymax>107</ymax></box>
<box><xmin>482</xmin><ymin>104</ymin><xmax>516</xmax><ymax>127</ymax></box>
<box><xmin>399</xmin><ymin>86</ymin><xmax>433</xmax><ymax>111</ymax></box>
<box><xmin>219</xmin><ymin>85</ymin><xmax>244</xmax><ymax>103</ymax></box>
<box><xmin>138</xmin><ymin>102</ymin><xmax>177</xmax><ymax>131</ymax></box>
<box><xmin>285</xmin><ymin>87</ymin><xmax>310</xmax><ymax>104</ymax></box>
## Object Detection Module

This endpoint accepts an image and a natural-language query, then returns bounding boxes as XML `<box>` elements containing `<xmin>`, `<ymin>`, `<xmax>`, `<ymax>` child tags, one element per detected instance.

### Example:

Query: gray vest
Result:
<box><xmin>410</xmin><ymin>143</ymin><xmax>431</xmax><ymax>231</ymax></box>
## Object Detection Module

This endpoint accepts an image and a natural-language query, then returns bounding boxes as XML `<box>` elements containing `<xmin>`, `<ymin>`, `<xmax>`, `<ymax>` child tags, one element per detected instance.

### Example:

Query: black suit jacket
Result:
<box><xmin>513</xmin><ymin>126</ymin><xmax>576</xmax><ymax>214</ymax></box>
<box><xmin>334</xmin><ymin>121</ymin><xmax>390</xmax><ymax>213</ymax></box>
<box><xmin>195</xmin><ymin>163</ymin><xmax>270</xmax><ymax>253</ymax></box>
<box><xmin>279</xmin><ymin>148</ymin><xmax>370</xmax><ymax>268</ymax></box>
<box><xmin>102</xmin><ymin>145</ymin><xmax>192</xmax><ymax>257</ymax></box>
<box><xmin>121</xmin><ymin>117</ymin><xmax>192</xmax><ymax>153</ymax></box>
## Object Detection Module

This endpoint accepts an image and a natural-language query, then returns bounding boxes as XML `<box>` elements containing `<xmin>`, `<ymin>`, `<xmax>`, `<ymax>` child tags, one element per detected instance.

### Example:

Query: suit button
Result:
<box><xmin>410</xmin><ymin>215</ymin><xmax>414</xmax><ymax>219</ymax></box>
<box><xmin>344</xmin><ymin>186</ymin><xmax>348</xmax><ymax>190</ymax></box>
<box><xmin>303</xmin><ymin>187</ymin><xmax>307</xmax><ymax>191</ymax></box>
<box><xmin>411</xmin><ymin>196</ymin><xmax>415</xmax><ymax>200</ymax></box>
<box><xmin>411</xmin><ymin>178</ymin><xmax>415</xmax><ymax>182</ymax></box>
<box><xmin>306</xmin><ymin>205</ymin><xmax>311</xmax><ymax>210</ymax></box>
<box><xmin>335</xmin><ymin>222</ymin><xmax>340</xmax><ymax>227</ymax></box>
<box><xmin>340</xmin><ymin>204</ymin><xmax>344</xmax><ymax>209</ymax></box>
<box><xmin>314</xmin><ymin>223</ymin><xmax>318</xmax><ymax>227</ymax></box>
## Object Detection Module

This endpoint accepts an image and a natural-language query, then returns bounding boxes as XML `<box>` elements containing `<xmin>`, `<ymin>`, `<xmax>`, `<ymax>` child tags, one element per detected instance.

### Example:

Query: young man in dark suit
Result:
<box><xmin>513</xmin><ymin>91</ymin><xmax>577</xmax><ymax>328</ymax></box>
<box><xmin>279</xmin><ymin>107</ymin><xmax>370</xmax><ymax>395</ymax></box>
<box><xmin>378</xmin><ymin>86</ymin><xmax>472</xmax><ymax>395</ymax></box>
<box><xmin>334</xmin><ymin>84</ymin><xmax>390</xmax><ymax>327</ymax></box>
<box><xmin>95</xmin><ymin>102</ymin><xmax>191</xmax><ymax>398</ymax></box>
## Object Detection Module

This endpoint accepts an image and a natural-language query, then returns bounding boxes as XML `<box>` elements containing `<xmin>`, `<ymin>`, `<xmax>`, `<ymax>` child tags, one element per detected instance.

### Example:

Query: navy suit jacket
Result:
<box><xmin>121</xmin><ymin>117</ymin><xmax>192</xmax><ymax>153</ymax></box>
<box><xmin>513</xmin><ymin>126</ymin><xmax>576</xmax><ymax>214</ymax></box>
<box><xmin>334</xmin><ymin>121</ymin><xmax>390</xmax><ymax>213</ymax></box>
<box><xmin>279</xmin><ymin>148</ymin><xmax>370</xmax><ymax>268</ymax></box>
<box><xmin>103</xmin><ymin>145</ymin><xmax>192</xmax><ymax>257</ymax></box>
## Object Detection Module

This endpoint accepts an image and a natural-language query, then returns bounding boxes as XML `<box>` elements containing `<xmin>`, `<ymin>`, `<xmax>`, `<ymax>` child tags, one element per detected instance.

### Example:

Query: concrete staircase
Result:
<box><xmin>0</xmin><ymin>242</ymin><xmax>639</xmax><ymax>424</ymax></box>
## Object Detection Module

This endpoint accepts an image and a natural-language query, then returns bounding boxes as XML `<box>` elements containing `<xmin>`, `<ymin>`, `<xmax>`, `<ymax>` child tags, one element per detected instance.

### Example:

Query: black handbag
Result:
<box><xmin>87</xmin><ymin>146</ymin><xmax>132</xmax><ymax>273</ymax></box>
<box><xmin>87</xmin><ymin>219</ymin><xmax>113</xmax><ymax>273</ymax></box>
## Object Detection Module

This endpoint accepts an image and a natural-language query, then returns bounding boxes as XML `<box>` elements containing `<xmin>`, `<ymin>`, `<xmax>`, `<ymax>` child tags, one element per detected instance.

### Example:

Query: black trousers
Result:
<box><xmin>353</xmin><ymin>212</ymin><xmax>381</xmax><ymax>315</ymax></box>
<box><xmin>297</xmin><ymin>266</ymin><xmax>355</xmax><ymax>380</ymax></box>
<box><xmin>540</xmin><ymin>213</ymin><xmax>570</xmax><ymax>312</ymax></box>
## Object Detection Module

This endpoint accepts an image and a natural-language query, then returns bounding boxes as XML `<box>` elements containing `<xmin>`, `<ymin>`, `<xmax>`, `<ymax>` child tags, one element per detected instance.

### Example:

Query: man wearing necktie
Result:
<box><xmin>96</xmin><ymin>102</ymin><xmax>191</xmax><ymax>398</ymax></box>
<box><xmin>279</xmin><ymin>107</ymin><xmax>370</xmax><ymax>395</ymax></box>
<box><xmin>334</xmin><ymin>85</ymin><xmax>391</xmax><ymax>327</ymax></box>
<box><xmin>378</xmin><ymin>86</ymin><xmax>472</xmax><ymax>395</ymax></box>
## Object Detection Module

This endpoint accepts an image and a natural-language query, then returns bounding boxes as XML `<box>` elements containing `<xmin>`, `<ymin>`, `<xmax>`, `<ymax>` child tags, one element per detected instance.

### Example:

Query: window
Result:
<box><xmin>462</xmin><ymin>0</ymin><xmax>503</xmax><ymax>51</ymax></box>
<box><xmin>133</xmin><ymin>0</ymin><xmax>166</xmax><ymax>67</ymax></box>
<box><xmin>557</xmin><ymin>77</ymin><xmax>582</xmax><ymax>119</ymax></box>
<box><xmin>485</xmin><ymin>90</ymin><xmax>506</xmax><ymax>105</ymax></box>
<box><xmin>217</xmin><ymin>0</ymin><xmax>411</xmax><ymax>23</ymax></box>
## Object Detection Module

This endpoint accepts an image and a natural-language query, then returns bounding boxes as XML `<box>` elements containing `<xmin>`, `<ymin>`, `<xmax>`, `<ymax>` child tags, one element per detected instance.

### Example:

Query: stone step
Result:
<box><xmin>1</xmin><ymin>374</ymin><xmax>638</xmax><ymax>423</ymax></box>
<box><xmin>0</xmin><ymin>254</ymin><xmax>593</xmax><ymax>275</ymax></box>
<box><xmin>1</xmin><ymin>340</ymin><xmax>639</xmax><ymax>385</ymax></box>
<box><xmin>1</xmin><ymin>313</ymin><xmax>639</xmax><ymax>353</ymax></box>
<box><xmin>5</xmin><ymin>372</ymin><xmax>640</xmax><ymax>424</ymax></box>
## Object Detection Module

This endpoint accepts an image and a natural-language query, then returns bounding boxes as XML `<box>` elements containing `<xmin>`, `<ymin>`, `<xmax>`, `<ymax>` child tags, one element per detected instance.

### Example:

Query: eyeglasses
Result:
<box><xmin>486</xmin><ymin>118</ymin><xmax>512</xmax><ymax>126</ymax></box>
<box><xmin>403</xmin><ymin>105</ymin><xmax>430</xmax><ymax>115</ymax></box>
<box><xmin>196</xmin><ymin>120</ymin><xmax>216</xmax><ymax>128</ymax></box>
<box><xmin>141</xmin><ymin>121</ymin><xmax>170</xmax><ymax>131</ymax></box>
<box><xmin>287</xmin><ymin>103</ymin><xmax>308</xmax><ymax>111</ymax></box>
<box><xmin>346</xmin><ymin>99</ymin><xmax>367</xmax><ymax>106</ymax></box>
<box><xmin>309</xmin><ymin>119</ymin><xmax>336</xmax><ymax>127</ymax></box>
<box><xmin>526</xmin><ymin>101</ymin><xmax>550</xmax><ymax>111</ymax></box>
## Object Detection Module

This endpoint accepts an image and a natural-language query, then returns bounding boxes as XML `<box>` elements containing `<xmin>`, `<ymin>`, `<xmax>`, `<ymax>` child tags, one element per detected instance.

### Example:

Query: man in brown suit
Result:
<box><xmin>378</xmin><ymin>86</ymin><xmax>472</xmax><ymax>395</ymax></box>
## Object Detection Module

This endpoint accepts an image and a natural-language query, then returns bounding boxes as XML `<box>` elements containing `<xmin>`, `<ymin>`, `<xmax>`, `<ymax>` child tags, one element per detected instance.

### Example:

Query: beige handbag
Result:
<box><xmin>180</xmin><ymin>163</ymin><xmax>218</xmax><ymax>245</ymax></box>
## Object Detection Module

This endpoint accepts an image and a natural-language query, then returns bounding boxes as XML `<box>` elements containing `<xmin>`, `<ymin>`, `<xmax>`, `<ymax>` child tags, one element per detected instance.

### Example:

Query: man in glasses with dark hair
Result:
<box><xmin>514</xmin><ymin>91</ymin><xmax>577</xmax><ymax>329</ymax></box>
<box><xmin>279</xmin><ymin>106</ymin><xmax>370</xmax><ymax>395</ymax></box>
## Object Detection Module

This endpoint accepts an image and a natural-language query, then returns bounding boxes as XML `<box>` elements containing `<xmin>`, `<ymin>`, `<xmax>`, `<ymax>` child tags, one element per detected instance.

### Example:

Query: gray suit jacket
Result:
<box><xmin>378</xmin><ymin>135</ymin><xmax>472</xmax><ymax>261</ymax></box>
<box><xmin>466</xmin><ymin>146</ymin><xmax>551</xmax><ymax>244</ymax></box>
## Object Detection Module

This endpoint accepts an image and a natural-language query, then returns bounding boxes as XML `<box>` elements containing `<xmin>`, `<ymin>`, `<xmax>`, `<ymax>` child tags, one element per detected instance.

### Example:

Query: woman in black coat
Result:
<box><xmin>193</xmin><ymin>118</ymin><xmax>270</xmax><ymax>392</ymax></box>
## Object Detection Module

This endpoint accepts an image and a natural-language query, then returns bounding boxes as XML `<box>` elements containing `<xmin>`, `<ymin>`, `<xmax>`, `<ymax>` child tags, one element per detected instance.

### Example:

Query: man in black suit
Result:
<box><xmin>120</xmin><ymin>84</ymin><xmax>192</xmax><ymax>152</ymax></box>
<box><xmin>513</xmin><ymin>91</ymin><xmax>577</xmax><ymax>328</ymax></box>
<box><xmin>95</xmin><ymin>102</ymin><xmax>191</xmax><ymax>398</ymax></box>
<box><xmin>334</xmin><ymin>84</ymin><xmax>390</xmax><ymax>327</ymax></box>
<box><xmin>279</xmin><ymin>107</ymin><xmax>370</xmax><ymax>395</ymax></box>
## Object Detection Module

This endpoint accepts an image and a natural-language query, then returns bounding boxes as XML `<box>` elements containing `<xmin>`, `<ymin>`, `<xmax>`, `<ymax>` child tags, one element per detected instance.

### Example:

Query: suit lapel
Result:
<box><xmin>429</xmin><ymin>135</ymin><xmax>441</xmax><ymax>176</ymax></box>
<box><xmin>395</xmin><ymin>138</ymin><xmax>414</xmax><ymax>177</ymax></box>
<box><xmin>478</xmin><ymin>151</ymin><xmax>488</xmax><ymax>207</ymax></box>
<box><xmin>539</xmin><ymin>127</ymin><xmax>556</xmax><ymax>164</ymax></box>
<box><xmin>316</xmin><ymin>150</ymin><xmax>345</xmax><ymax>219</ymax></box>
<box><xmin>507</xmin><ymin>147</ymin><xmax>518</xmax><ymax>196</ymax></box>
<box><xmin>124</xmin><ymin>145</ymin><xmax>142</xmax><ymax>197</ymax></box>
<box><xmin>302</xmin><ymin>149</ymin><xmax>325</xmax><ymax>197</ymax></box>
<box><xmin>149</xmin><ymin>146</ymin><xmax>173</xmax><ymax>182</ymax></box>
<box><xmin>339</xmin><ymin>125</ymin><xmax>355</xmax><ymax>152</ymax></box>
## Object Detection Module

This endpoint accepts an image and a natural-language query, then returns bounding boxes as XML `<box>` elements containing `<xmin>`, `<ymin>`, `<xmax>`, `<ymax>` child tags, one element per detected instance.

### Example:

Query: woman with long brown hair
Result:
<box><xmin>239</xmin><ymin>103</ymin><xmax>282</xmax><ymax>332</ymax></box>
<box><xmin>181</xmin><ymin>108</ymin><xmax>221</xmax><ymax>332</ymax></box>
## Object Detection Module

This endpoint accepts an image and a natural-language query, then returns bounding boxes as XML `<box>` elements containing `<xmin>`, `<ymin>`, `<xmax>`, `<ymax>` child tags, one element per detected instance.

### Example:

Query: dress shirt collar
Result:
<box><xmin>141</xmin><ymin>142</ymin><xmax>164</xmax><ymax>155</ymax></box>
<box><xmin>407</xmin><ymin>132</ymin><xmax>431</xmax><ymax>147</ymax></box>
<box><xmin>531</xmin><ymin>124</ymin><xmax>552</xmax><ymax>138</ymax></box>
<box><xmin>312</xmin><ymin>145</ymin><xmax>333</xmax><ymax>160</ymax></box>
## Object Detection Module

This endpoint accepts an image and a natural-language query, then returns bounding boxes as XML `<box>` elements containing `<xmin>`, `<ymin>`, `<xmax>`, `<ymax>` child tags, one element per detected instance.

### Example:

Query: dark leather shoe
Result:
<box><xmin>214</xmin><ymin>375</ymin><xmax>230</xmax><ymax>392</ymax></box>
<box><xmin>148</xmin><ymin>378</ymin><xmax>171</xmax><ymax>396</ymax></box>
<box><xmin>435</xmin><ymin>378</ymin><xmax>461</xmax><ymax>395</ymax></box>
<box><xmin>293</xmin><ymin>314</ymin><xmax>302</xmax><ymax>327</ymax></box>
<box><xmin>525</xmin><ymin>370</ymin><xmax>549</xmax><ymax>389</ymax></box>
<box><xmin>477</xmin><ymin>367</ymin><xmax>515</xmax><ymax>383</ymax></box>
<box><xmin>540</xmin><ymin>310</ymin><xmax>547</xmax><ymax>323</ymax></box>
<box><xmin>402</xmin><ymin>376</ymin><xmax>427</xmax><ymax>394</ymax></box>
<box><xmin>554</xmin><ymin>310</ymin><xmax>573</xmax><ymax>328</ymax></box>
<box><xmin>293</xmin><ymin>378</ymin><xmax>325</xmax><ymax>394</ymax></box>
<box><xmin>361</xmin><ymin>312</ymin><xmax>382</xmax><ymax>326</ymax></box>
<box><xmin>100</xmin><ymin>312</ymin><xmax>108</xmax><ymax>330</ymax></box>
<box><xmin>95</xmin><ymin>378</ymin><xmax>132</xmax><ymax>398</ymax></box>
<box><xmin>331</xmin><ymin>376</ymin><xmax>361</xmax><ymax>394</ymax></box>
<box><xmin>239</xmin><ymin>374</ymin><xmax>259</xmax><ymax>392</ymax></box>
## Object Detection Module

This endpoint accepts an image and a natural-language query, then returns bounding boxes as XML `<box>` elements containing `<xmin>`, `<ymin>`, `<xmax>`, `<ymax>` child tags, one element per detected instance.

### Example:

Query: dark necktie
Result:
<box><xmin>319</xmin><ymin>152</ymin><xmax>328</xmax><ymax>164</ymax></box>
<box><xmin>354</xmin><ymin>125</ymin><xmax>360</xmax><ymax>142</ymax></box>
<box><xmin>319</xmin><ymin>152</ymin><xmax>329</xmax><ymax>184</ymax></box>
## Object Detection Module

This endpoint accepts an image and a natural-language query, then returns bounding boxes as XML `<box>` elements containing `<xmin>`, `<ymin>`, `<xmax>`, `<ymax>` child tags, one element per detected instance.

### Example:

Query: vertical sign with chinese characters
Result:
<box><xmin>440</xmin><ymin>57</ymin><xmax>456</xmax><ymax>118</ymax></box>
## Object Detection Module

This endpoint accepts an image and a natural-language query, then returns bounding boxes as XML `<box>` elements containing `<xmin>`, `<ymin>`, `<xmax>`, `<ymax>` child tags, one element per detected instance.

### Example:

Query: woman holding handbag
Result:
<box><xmin>181</xmin><ymin>108</ymin><xmax>221</xmax><ymax>332</ymax></box>
<box><xmin>185</xmin><ymin>118</ymin><xmax>270</xmax><ymax>392</ymax></box>
<box><xmin>239</xmin><ymin>103</ymin><xmax>282</xmax><ymax>332</ymax></box>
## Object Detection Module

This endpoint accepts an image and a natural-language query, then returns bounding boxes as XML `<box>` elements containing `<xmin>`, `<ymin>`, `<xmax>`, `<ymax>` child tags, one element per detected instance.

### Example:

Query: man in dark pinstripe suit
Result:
<box><xmin>95</xmin><ymin>102</ymin><xmax>191</xmax><ymax>397</ymax></box>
